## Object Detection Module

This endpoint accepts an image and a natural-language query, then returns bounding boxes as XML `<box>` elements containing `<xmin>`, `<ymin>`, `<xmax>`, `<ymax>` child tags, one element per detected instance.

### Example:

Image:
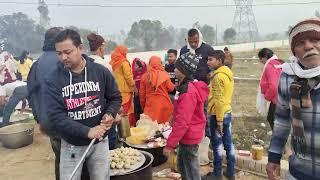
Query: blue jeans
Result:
<box><xmin>177</xmin><ymin>144</ymin><xmax>201</xmax><ymax>180</ymax></box>
<box><xmin>210</xmin><ymin>113</ymin><xmax>236</xmax><ymax>177</ymax></box>
<box><xmin>204</xmin><ymin>101</ymin><xmax>211</xmax><ymax>138</ymax></box>
<box><xmin>2</xmin><ymin>85</ymin><xmax>28</xmax><ymax>126</ymax></box>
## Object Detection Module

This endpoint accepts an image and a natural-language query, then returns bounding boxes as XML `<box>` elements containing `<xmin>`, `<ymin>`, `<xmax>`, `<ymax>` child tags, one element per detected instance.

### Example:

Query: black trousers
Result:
<box><xmin>267</xmin><ymin>102</ymin><xmax>276</xmax><ymax>130</ymax></box>
<box><xmin>134</xmin><ymin>95</ymin><xmax>143</xmax><ymax>121</ymax></box>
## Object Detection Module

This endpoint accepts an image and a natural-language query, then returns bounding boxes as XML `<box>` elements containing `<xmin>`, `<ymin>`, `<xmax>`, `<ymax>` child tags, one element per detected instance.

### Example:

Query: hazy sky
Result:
<box><xmin>0</xmin><ymin>0</ymin><xmax>318</xmax><ymax>38</ymax></box>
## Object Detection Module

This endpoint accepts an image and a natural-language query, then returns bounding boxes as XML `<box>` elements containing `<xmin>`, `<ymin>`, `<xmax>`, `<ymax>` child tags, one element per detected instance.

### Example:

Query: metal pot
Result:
<box><xmin>117</xmin><ymin>115</ymin><xmax>131</xmax><ymax>139</ymax></box>
<box><xmin>0</xmin><ymin>123</ymin><xmax>35</xmax><ymax>149</ymax></box>
<box><xmin>123</xmin><ymin>141</ymin><xmax>167</xmax><ymax>167</ymax></box>
<box><xmin>111</xmin><ymin>151</ymin><xmax>153</xmax><ymax>180</ymax></box>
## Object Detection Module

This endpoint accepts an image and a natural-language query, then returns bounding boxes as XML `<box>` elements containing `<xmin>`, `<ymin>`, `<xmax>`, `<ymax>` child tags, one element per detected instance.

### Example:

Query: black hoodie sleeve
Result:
<box><xmin>45</xmin><ymin>78</ymin><xmax>90</xmax><ymax>139</ymax></box>
<box><xmin>179</xmin><ymin>46</ymin><xmax>188</xmax><ymax>56</ymax></box>
<box><xmin>102</xmin><ymin>68</ymin><xmax>122</xmax><ymax>118</ymax></box>
<box><xmin>27</xmin><ymin>61</ymin><xmax>40</xmax><ymax>122</ymax></box>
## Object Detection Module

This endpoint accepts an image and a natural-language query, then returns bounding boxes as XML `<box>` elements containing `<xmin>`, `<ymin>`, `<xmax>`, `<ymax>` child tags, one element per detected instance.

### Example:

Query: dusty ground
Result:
<box><xmin>0</xmin><ymin>125</ymin><xmax>266</xmax><ymax>180</ymax></box>
<box><xmin>0</xmin><ymin>125</ymin><xmax>55</xmax><ymax>180</ymax></box>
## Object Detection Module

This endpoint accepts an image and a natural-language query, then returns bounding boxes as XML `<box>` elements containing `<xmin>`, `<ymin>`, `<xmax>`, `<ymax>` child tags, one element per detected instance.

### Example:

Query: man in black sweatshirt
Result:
<box><xmin>28</xmin><ymin>27</ymin><xmax>91</xmax><ymax>180</ymax></box>
<box><xmin>45</xmin><ymin>29</ymin><xmax>121</xmax><ymax>180</ymax></box>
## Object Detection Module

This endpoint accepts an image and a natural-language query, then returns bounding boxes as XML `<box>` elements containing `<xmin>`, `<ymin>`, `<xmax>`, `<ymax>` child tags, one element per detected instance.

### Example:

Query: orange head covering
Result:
<box><xmin>147</xmin><ymin>56</ymin><xmax>170</xmax><ymax>90</ymax></box>
<box><xmin>110</xmin><ymin>45</ymin><xmax>128</xmax><ymax>71</ymax></box>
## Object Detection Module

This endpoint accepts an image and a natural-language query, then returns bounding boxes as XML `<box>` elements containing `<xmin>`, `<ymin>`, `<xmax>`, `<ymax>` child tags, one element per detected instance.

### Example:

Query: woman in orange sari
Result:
<box><xmin>110</xmin><ymin>45</ymin><xmax>136</xmax><ymax>126</ymax></box>
<box><xmin>139</xmin><ymin>56</ymin><xmax>174</xmax><ymax>124</ymax></box>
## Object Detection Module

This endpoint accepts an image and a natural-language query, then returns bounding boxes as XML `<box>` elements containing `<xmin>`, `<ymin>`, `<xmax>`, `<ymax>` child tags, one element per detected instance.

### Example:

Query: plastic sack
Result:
<box><xmin>136</xmin><ymin>114</ymin><xmax>159</xmax><ymax>137</ymax></box>
<box><xmin>256</xmin><ymin>87</ymin><xmax>270</xmax><ymax>116</ymax></box>
<box><xmin>126</xmin><ymin>127</ymin><xmax>148</xmax><ymax>145</ymax></box>
<box><xmin>168</xmin><ymin>151</ymin><xmax>178</xmax><ymax>172</ymax></box>
<box><xmin>162</xmin><ymin>127</ymin><xmax>172</xmax><ymax>139</ymax></box>
<box><xmin>199</xmin><ymin>137</ymin><xmax>210</xmax><ymax>165</ymax></box>
<box><xmin>152</xmin><ymin>168</ymin><xmax>181</xmax><ymax>179</ymax></box>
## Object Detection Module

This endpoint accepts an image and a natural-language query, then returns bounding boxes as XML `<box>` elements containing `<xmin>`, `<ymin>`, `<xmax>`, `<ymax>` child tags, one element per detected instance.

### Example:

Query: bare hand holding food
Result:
<box><xmin>100</xmin><ymin>114</ymin><xmax>114</xmax><ymax>130</ymax></box>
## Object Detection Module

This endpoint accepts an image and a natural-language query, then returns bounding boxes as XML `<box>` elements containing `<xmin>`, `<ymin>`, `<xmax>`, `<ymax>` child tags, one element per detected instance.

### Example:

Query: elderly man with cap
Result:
<box><xmin>267</xmin><ymin>18</ymin><xmax>320</xmax><ymax>180</ymax></box>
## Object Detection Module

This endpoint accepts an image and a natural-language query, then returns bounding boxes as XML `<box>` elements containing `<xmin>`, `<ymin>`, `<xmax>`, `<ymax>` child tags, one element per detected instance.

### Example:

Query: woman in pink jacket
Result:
<box><xmin>257</xmin><ymin>48</ymin><xmax>284</xmax><ymax>130</ymax></box>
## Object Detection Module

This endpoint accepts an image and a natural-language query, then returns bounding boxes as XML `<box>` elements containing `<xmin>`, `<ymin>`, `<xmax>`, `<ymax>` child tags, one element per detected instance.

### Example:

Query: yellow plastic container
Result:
<box><xmin>169</xmin><ymin>151</ymin><xmax>178</xmax><ymax>172</ymax></box>
<box><xmin>251</xmin><ymin>145</ymin><xmax>264</xmax><ymax>160</ymax></box>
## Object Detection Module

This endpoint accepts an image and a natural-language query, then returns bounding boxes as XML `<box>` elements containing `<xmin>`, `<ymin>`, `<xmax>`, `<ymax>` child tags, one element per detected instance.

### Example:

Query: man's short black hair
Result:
<box><xmin>55</xmin><ymin>29</ymin><xmax>82</xmax><ymax>47</ymax></box>
<box><xmin>188</xmin><ymin>28</ymin><xmax>199</xmax><ymax>37</ymax></box>
<box><xmin>167</xmin><ymin>49</ymin><xmax>177</xmax><ymax>56</ymax></box>
<box><xmin>45</xmin><ymin>27</ymin><xmax>63</xmax><ymax>41</ymax></box>
<box><xmin>258</xmin><ymin>48</ymin><xmax>274</xmax><ymax>60</ymax></box>
<box><xmin>208</xmin><ymin>50</ymin><xmax>225</xmax><ymax>64</ymax></box>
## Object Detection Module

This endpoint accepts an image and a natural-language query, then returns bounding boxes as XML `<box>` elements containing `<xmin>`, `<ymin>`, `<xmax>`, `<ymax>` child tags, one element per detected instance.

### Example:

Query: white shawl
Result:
<box><xmin>256</xmin><ymin>55</ymin><xmax>279</xmax><ymax>116</ymax></box>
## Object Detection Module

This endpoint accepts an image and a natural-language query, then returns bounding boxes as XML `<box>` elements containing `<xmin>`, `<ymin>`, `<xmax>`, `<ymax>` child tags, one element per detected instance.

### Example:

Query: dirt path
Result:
<box><xmin>0</xmin><ymin>126</ymin><xmax>55</xmax><ymax>180</ymax></box>
<box><xmin>0</xmin><ymin>125</ymin><xmax>265</xmax><ymax>180</ymax></box>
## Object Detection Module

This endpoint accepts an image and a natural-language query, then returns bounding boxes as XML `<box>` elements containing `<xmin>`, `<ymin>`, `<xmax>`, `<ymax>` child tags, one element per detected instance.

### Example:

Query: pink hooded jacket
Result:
<box><xmin>260</xmin><ymin>58</ymin><xmax>283</xmax><ymax>104</ymax></box>
<box><xmin>166</xmin><ymin>80</ymin><xmax>209</xmax><ymax>150</ymax></box>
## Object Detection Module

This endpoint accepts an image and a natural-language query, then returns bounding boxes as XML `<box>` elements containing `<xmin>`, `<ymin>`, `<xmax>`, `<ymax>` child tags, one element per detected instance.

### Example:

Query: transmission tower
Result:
<box><xmin>38</xmin><ymin>0</ymin><xmax>50</xmax><ymax>29</ymax></box>
<box><xmin>232</xmin><ymin>0</ymin><xmax>259</xmax><ymax>42</ymax></box>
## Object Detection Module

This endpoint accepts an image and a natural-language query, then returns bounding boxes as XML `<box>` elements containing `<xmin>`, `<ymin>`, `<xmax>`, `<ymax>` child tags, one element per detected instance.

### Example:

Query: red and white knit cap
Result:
<box><xmin>289</xmin><ymin>18</ymin><xmax>320</xmax><ymax>54</ymax></box>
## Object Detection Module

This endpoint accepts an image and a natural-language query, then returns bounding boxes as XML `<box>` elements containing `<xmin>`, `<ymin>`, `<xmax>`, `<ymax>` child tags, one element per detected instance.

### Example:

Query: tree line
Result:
<box><xmin>6</xmin><ymin>11</ymin><xmax>316</xmax><ymax>55</ymax></box>
<box><xmin>0</xmin><ymin>12</ymin><xmax>239</xmax><ymax>55</ymax></box>
<box><xmin>0</xmin><ymin>12</ymin><xmax>117</xmax><ymax>56</ymax></box>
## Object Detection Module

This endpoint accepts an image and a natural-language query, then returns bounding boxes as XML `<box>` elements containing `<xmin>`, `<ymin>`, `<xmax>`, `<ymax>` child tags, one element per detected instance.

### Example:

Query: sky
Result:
<box><xmin>0</xmin><ymin>0</ymin><xmax>319</xmax><ymax>39</ymax></box>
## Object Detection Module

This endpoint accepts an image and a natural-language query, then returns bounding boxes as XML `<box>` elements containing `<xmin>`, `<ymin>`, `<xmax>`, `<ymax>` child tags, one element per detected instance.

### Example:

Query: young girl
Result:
<box><xmin>132</xmin><ymin>58</ymin><xmax>146</xmax><ymax>121</ymax></box>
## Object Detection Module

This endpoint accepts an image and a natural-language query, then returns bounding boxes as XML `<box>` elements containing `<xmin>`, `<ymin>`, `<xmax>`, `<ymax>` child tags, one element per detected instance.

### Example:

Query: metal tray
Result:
<box><xmin>110</xmin><ymin>149</ymin><xmax>146</xmax><ymax>176</ymax></box>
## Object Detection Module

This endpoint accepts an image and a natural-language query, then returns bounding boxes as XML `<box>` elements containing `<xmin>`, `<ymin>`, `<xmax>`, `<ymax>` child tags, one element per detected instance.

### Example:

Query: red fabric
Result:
<box><xmin>260</xmin><ymin>59</ymin><xmax>283</xmax><ymax>104</ymax></box>
<box><xmin>3</xmin><ymin>69</ymin><xmax>15</xmax><ymax>85</ymax></box>
<box><xmin>147</xmin><ymin>56</ymin><xmax>170</xmax><ymax>90</ymax></box>
<box><xmin>139</xmin><ymin>73</ymin><xmax>174</xmax><ymax>124</ymax></box>
<box><xmin>122</xmin><ymin>93</ymin><xmax>136</xmax><ymax>127</ymax></box>
<box><xmin>132</xmin><ymin>58</ymin><xmax>147</xmax><ymax>91</ymax></box>
<box><xmin>129</xmin><ymin>113</ymin><xmax>136</xmax><ymax>127</ymax></box>
<box><xmin>166</xmin><ymin>81</ymin><xmax>209</xmax><ymax>150</ymax></box>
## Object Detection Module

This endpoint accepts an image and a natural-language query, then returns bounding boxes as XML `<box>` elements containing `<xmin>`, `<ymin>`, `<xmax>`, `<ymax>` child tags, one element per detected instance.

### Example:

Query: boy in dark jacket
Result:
<box><xmin>165</xmin><ymin>49</ymin><xmax>178</xmax><ymax>102</ymax></box>
<box><xmin>45</xmin><ymin>29</ymin><xmax>121</xmax><ymax>180</ymax></box>
<box><xmin>164</xmin><ymin>52</ymin><xmax>209</xmax><ymax>180</ymax></box>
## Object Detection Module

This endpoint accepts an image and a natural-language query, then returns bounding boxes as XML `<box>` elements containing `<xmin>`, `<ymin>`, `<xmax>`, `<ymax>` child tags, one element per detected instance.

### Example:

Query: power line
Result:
<box><xmin>0</xmin><ymin>1</ymin><xmax>320</xmax><ymax>7</ymax></box>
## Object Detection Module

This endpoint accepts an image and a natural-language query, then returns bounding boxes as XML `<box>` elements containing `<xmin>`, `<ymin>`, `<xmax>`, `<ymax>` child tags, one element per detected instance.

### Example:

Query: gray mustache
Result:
<box><xmin>303</xmin><ymin>50</ymin><xmax>319</xmax><ymax>58</ymax></box>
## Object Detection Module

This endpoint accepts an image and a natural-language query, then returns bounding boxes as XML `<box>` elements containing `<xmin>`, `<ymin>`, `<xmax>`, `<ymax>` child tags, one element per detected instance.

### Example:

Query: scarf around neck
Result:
<box><xmin>187</xmin><ymin>28</ymin><xmax>205</xmax><ymax>54</ymax></box>
<box><xmin>282</xmin><ymin>58</ymin><xmax>320</xmax><ymax>155</ymax></box>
